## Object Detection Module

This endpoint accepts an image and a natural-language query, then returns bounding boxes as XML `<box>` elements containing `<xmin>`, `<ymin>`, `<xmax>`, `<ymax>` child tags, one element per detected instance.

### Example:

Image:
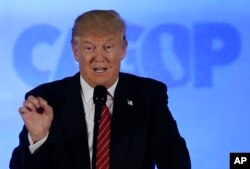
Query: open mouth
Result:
<box><xmin>93</xmin><ymin>67</ymin><xmax>107</xmax><ymax>73</ymax></box>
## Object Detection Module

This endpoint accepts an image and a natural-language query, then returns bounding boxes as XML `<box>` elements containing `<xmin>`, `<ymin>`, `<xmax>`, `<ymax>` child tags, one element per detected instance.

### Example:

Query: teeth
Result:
<box><xmin>93</xmin><ymin>67</ymin><xmax>107</xmax><ymax>73</ymax></box>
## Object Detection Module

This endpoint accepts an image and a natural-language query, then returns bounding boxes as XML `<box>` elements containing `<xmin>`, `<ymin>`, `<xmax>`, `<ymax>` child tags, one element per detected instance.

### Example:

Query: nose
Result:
<box><xmin>93</xmin><ymin>46</ymin><xmax>106</xmax><ymax>62</ymax></box>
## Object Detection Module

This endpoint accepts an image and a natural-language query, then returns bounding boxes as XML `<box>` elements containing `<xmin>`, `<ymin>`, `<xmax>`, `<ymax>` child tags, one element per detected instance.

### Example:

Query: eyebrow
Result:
<box><xmin>80</xmin><ymin>40</ymin><xmax>94</xmax><ymax>44</ymax></box>
<box><xmin>80</xmin><ymin>37</ymin><xmax>117</xmax><ymax>44</ymax></box>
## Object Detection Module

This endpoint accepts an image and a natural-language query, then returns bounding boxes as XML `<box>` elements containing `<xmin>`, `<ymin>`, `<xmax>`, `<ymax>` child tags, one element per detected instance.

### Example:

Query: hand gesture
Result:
<box><xmin>19</xmin><ymin>95</ymin><xmax>53</xmax><ymax>142</ymax></box>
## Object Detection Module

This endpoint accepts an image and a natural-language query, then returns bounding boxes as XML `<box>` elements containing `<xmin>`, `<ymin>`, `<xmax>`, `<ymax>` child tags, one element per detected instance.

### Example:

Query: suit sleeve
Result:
<box><xmin>150</xmin><ymin>83</ymin><xmax>191</xmax><ymax>169</ymax></box>
<box><xmin>9</xmin><ymin>126</ymin><xmax>49</xmax><ymax>169</ymax></box>
<box><xmin>9</xmin><ymin>90</ymin><xmax>53</xmax><ymax>169</ymax></box>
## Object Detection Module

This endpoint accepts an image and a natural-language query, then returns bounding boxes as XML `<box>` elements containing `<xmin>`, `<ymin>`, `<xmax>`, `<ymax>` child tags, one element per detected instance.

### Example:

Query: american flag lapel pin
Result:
<box><xmin>127</xmin><ymin>99</ymin><xmax>133</xmax><ymax>106</ymax></box>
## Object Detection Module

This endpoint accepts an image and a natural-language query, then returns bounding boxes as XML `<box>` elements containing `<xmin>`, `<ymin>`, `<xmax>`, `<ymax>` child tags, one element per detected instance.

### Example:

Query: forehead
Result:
<box><xmin>76</xmin><ymin>33</ymin><xmax>122</xmax><ymax>44</ymax></box>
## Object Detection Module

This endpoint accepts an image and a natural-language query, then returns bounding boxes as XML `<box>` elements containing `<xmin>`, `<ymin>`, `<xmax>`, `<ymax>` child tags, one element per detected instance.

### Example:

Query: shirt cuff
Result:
<box><xmin>28</xmin><ymin>132</ymin><xmax>49</xmax><ymax>154</ymax></box>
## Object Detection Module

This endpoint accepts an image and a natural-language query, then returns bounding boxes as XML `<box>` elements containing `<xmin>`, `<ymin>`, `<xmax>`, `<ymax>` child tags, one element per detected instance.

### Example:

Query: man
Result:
<box><xmin>10</xmin><ymin>10</ymin><xmax>191</xmax><ymax>169</ymax></box>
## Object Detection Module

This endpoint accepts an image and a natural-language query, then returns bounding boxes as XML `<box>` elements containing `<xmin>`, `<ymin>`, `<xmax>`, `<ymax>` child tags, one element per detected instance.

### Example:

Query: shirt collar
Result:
<box><xmin>80</xmin><ymin>75</ymin><xmax>118</xmax><ymax>103</ymax></box>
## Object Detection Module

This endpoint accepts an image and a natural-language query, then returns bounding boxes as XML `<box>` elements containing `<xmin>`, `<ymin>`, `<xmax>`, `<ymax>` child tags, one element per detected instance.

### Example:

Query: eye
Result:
<box><xmin>104</xmin><ymin>44</ymin><xmax>114</xmax><ymax>52</ymax></box>
<box><xmin>82</xmin><ymin>44</ymin><xmax>95</xmax><ymax>53</ymax></box>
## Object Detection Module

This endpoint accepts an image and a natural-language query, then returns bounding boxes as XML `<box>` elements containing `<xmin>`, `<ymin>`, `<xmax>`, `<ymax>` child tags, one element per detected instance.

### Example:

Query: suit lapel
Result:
<box><xmin>60</xmin><ymin>73</ymin><xmax>91</xmax><ymax>169</ymax></box>
<box><xmin>110</xmin><ymin>73</ymin><xmax>137</xmax><ymax>169</ymax></box>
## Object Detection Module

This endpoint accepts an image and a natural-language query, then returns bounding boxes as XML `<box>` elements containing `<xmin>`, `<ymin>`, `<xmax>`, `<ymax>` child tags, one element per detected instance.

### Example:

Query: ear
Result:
<box><xmin>72</xmin><ymin>42</ymin><xmax>80</xmax><ymax>62</ymax></box>
<box><xmin>120</xmin><ymin>44</ymin><xmax>127</xmax><ymax>60</ymax></box>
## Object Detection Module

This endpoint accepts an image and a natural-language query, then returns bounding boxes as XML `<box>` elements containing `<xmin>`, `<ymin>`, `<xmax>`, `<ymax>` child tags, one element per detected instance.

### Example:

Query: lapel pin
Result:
<box><xmin>127</xmin><ymin>99</ymin><xmax>133</xmax><ymax>106</ymax></box>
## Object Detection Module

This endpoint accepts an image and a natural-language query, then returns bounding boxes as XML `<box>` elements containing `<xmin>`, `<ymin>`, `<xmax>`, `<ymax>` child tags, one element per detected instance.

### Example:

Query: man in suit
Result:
<box><xmin>10</xmin><ymin>10</ymin><xmax>191</xmax><ymax>169</ymax></box>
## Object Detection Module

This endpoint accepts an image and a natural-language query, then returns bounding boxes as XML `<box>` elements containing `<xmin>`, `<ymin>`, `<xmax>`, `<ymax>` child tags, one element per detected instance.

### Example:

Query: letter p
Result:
<box><xmin>194</xmin><ymin>23</ymin><xmax>241</xmax><ymax>87</ymax></box>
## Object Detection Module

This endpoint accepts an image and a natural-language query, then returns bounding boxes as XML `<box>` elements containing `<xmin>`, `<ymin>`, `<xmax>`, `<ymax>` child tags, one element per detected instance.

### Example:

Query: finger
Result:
<box><xmin>19</xmin><ymin>106</ymin><xmax>31</xmax><ymax>115</ymax></box>
<box><xmin>19</xmin><ymin>107</ymin><xmax>34</xmax><ymax>124</ymax></box>
<box><xmin>37</xmin><ymin>97</ymin><xmax>47</xmax><ymax>113</ymax></box>
<box><xmin>23</xmin><ymin>100</ymin><xmax>36</xmax><ymax>112</ymax></box>
<box><xmin>37</xmin><ymin>97</ymin><xmax>47</xmax><ymax>107</ymax></box>
<box><xmin>37</xmin><ymin>97</ymin><xmax>53</xmax><ymax>115</ymax></box>
<box><xmin>27</xmin><ymin>95</ymin><xmax>40</xmax><ymax>108</ymax></box>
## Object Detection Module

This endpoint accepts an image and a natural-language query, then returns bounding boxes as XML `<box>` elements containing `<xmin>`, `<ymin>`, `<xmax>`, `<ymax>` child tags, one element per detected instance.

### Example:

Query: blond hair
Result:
<box><xmin>71</xmin><ymin>10</ymin><xmax>127</xmax><ymax>46</ymax></box>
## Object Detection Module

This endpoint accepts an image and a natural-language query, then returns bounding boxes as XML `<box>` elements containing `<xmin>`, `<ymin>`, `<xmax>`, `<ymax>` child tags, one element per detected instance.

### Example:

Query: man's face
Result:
<box><xmin>72</xmin><ymin>33</ymin><xmax>126</xmax><ymax>88</ymax></box>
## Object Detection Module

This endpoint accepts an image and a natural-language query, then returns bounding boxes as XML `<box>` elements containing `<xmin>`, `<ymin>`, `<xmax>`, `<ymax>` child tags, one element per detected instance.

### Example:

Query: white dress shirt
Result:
<box><xmin>80</xmin><ymin>76</ymin><xmax>117</xmax><ymax>164</ymax></box>
<box><xmin>28</xmin><ymin>75</ymin><xmax>118</xmax><ymax>167</ymax></box>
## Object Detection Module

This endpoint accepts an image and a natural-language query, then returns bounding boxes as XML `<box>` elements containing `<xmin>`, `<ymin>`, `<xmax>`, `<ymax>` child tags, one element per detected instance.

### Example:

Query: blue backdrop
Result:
<box><xmin>1</xmin><ymin>1</ymin><xmax>250</xmax><ymax>169</ymax></box>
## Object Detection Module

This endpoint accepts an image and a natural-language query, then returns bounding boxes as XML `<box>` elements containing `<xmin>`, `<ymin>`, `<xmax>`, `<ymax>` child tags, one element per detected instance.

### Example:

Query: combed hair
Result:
<box><xmin>71</xmin><ymin>9</ymin><xmax>127</xmax><ymax>46</ymax></box>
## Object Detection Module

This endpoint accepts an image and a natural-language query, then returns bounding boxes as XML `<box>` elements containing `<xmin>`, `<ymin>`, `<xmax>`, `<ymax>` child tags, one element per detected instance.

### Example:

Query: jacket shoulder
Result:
<box><xmin>119</xmin><ymin>72</ymin><xmax>167</xmax><ymax>90</ymax></box>
<box><xmin>25</xmin><ymin>73</ymin><xmax>79</xmax><ymax>101</ymax></box>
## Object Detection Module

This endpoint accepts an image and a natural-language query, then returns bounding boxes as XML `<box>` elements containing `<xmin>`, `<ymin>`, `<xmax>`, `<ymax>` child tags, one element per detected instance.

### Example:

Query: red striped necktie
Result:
<box><xmin>96</xmin><ymin>105</ymin><xmax>111</xmax><ymax>169</ymax></box>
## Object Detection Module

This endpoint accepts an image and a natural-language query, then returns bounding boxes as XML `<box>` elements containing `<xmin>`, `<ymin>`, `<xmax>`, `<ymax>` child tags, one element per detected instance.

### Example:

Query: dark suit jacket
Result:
<box><xmin>10</xmin><ymin>72</ymin><xmax>191</xmax><ymax>169</ymax></box>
